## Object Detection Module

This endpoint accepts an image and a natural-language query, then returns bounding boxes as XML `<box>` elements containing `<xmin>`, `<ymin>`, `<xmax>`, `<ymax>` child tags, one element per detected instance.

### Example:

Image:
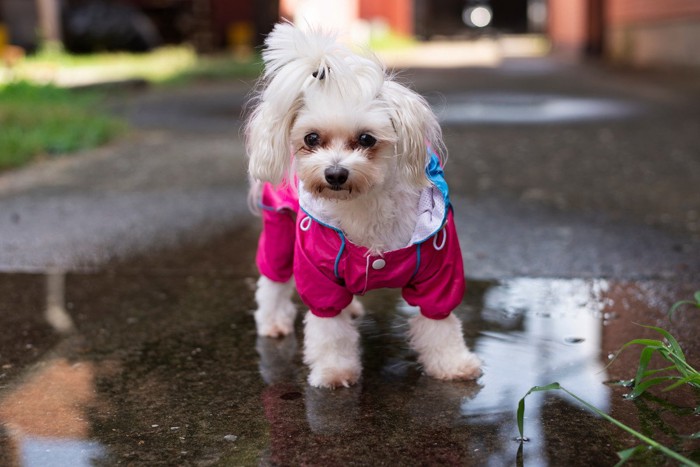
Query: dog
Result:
<box><xmin>245</xmin><ymin>22</ymin><xmax>481</xmax><ymax>389</ymax></box>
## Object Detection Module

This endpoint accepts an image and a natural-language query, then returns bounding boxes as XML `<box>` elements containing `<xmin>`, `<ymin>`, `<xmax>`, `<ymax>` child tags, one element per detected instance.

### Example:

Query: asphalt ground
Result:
<box><xmin>0</xmin><ymin>56</ymin><xmax>699</xmax><ymax>465</ymax></box>
<box><xmin>1</xmin><ymin>58</ymin><xmax>698</xmax><ymax>279</ymax></box>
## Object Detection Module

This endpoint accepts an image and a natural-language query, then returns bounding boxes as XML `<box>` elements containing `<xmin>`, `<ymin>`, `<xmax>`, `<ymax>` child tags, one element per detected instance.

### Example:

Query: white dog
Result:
<box><xmin>246</xmin><ymin>22</ymin><xmax>481</xmax><ymax>389</ymax></box>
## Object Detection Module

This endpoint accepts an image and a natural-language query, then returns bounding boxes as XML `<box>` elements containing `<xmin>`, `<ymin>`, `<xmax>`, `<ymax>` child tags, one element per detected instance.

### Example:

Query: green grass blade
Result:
<box><xmin>668</xmin><ymin>291</ymin><xmax>700</xmax><ymax>319</ymax></box>
<box><xmin>605</xmin><ymin>339</ymin><xmax>666</xmax><ymax>370</ymax></box>
<box><xmin>615</xmin><ymin>446</ymin><xmax>646</xmax><ymax>467</ymax></box>
<box><xmin>661</xmin><ymin>349</ymin><xmax>698</xmax><ymax>379</ymax></box>
<box><xmin>669</xmin><ymin>300</ymin><xmax>695</xmax><ymax>319</ymax></box>
<box><xmin>516</xmin><ymin>383</ymin><xmax>561</xmax><ymax>438</ymax></box>
<box><xmin>641</xmin><ymin>365</ymin><xmax>680</xmax><ymax>376</ymax></box>
<box><xmin>634</xmin><ymin>347</ymin><xmax>655</xmax><ymax>385</ymax></box>
<box><xmin>640</xmin><ymin>325</ymin><xmax>686</xmax><ymax>361</ymax></box>
<box><xmin>621</xmin><ymin>338</ymin><xmax>666</xmax><ymax>348</ymax></box>
<box><xmin>517</xmin><ymin>383</ymin><xmax>700</xmax><ymax>466</ymax></box>
<box><xmin>663</xmin><ymin>374</ymin><xmax>700</xmax><ymax>392</ymax></box>
<box><xmin>628</xmin><ymin>376</ymin><xmax>677</xmax><ymax>399</ymax></box>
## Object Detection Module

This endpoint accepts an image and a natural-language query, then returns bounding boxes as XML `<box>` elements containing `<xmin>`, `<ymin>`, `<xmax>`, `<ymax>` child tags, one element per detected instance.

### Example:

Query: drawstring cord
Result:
<box><xmin>433</xmin><ymin>226</ymin><xmax>447</xmax><ymax>251</ymax></box>
<box><xmin>362</xmin><ymin>254</ymin><xmax>371</xmax><ymax>294</ymax></box>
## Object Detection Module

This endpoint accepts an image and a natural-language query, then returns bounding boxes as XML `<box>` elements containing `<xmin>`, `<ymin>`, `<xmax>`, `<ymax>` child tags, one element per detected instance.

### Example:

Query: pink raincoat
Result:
<box><xmin>256</xmin><ymin>153</ymin><xmax>465</xmax><ymax>320</ymax></box>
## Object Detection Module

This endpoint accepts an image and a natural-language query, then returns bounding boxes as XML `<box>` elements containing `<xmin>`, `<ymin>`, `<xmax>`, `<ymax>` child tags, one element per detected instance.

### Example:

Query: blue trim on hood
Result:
<box><xmin>425</xmin><ymin>149</ymin><xmax>450</xmax><ymax>209</ymax></box>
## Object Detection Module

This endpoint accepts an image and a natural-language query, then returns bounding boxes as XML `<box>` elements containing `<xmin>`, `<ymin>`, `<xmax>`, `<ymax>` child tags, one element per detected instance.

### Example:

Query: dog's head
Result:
<box><xmin>246</xmin><ymin>22</ymin><xmax>444</xmax><ymax>200</ymax></box>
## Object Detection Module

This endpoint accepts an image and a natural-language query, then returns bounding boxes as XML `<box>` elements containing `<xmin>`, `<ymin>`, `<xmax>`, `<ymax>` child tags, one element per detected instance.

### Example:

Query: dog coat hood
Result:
<box><xmin>256</xmin><ymin>152</ymin><xmax>465</xmax><ymax>320</ymax></box>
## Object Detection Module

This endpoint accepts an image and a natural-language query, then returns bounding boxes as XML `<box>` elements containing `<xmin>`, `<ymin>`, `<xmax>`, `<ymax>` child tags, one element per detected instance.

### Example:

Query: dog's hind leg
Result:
<box><xmin>303</xmin><ymin>310</ymin><xmax>362</xmax><ymax>388</ymax></box>
<box><xmin>254</xmin><ymin>275</ymin><xmax>298</xmax><ymax>338</ymax></box>
<box><xmin>408</xmin><ymin>314</ymin><xmax>482</xmax><ymax>381</ymax></box>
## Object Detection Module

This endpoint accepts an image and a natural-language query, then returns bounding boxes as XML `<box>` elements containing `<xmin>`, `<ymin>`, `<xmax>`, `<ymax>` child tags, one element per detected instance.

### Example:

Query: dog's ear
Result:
<box><xmin>381</xmin><ymin>81</ymin><xmax>445</xmax><ymax>187</ymax></box>
<box><xmin>246</xmin><ymin>95</ymin><xmax>301</xmax><ymax>185</ymax></box>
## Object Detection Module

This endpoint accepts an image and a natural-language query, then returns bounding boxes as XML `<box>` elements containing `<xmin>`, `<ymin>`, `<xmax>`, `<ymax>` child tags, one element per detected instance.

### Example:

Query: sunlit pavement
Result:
<box><xmin>0</xmin><ymin>54</ymin><xmax>699</xmax><ymax>465</ymax></box>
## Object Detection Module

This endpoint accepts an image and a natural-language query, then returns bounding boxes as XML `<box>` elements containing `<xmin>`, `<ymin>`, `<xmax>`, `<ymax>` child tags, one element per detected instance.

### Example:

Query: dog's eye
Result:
<box><xmin>358</xmin><ymin>134</ymin><xmax>376</xmax><ymax>148</ymax></box>
<box><xmin>304</xmin><ymin>133</ymin><xmax>321</xmax><ymax>148</ymax></box>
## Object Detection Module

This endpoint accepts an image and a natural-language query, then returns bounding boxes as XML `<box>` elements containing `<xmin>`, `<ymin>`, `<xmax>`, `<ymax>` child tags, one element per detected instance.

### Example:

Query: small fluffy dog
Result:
<box><xmin>246</xmin><ymin>23</ymin><xmax>481</xmax><ymax>388</ymax></box>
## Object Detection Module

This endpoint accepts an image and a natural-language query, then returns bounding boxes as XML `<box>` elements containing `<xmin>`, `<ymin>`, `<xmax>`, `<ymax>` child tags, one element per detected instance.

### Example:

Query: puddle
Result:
<box><xmin>0</xmin><ymin>229</ymin><xmax>698</xmax><ymax>465</ymax></box>
<box><xmin>436</xmin><ymin>92</ymin><xmax>639</xmax><ymax>125</ymax></box>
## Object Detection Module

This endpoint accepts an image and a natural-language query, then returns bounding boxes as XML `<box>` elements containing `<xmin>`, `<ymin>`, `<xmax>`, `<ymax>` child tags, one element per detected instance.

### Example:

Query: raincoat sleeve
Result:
<box><xmin>293</xmin><ymin>216</ymin><xmax>353</xmax><ymax>318</ymax></box>
<box><xmin>401</xmin><ymin>211</ymin><xmax>465</xmax><ymax>320</ymax></box>
<box><xmin>256</xmin><ymin>182</ymin><xmax>298</xmax><ymax>283</ymax></box>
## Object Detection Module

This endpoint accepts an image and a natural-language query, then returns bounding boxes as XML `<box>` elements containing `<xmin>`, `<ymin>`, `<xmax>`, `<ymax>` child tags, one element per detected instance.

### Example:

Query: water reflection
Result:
<box><xmin>1</xmin><ymin>267</ymin><xmax>695</xmax><ymax>465</ymax></box>
<box><xmin>438</xmin><ymin>92</ymin><xmax>639</xmax><ymax>125</ymax></box>
<box><xmin>254</xmin><ymin>278</ymin><xmax>617</xmax><ymax>465</ymax></box>
<box><xmin>462</xmin><ymin>279</ymin><xmax>612</xmax><ymax>465</ymax></box>
<box><xmin>0</xmin><ymin>358</ymin><xmax>104</xmax><ymax>467</ymax></box>
<box><xmin>20</xmin><ymin>437</ymin><xmax>104</xmax><ymax>467</ymax></box>
<box><xmin>44</xmin><ymin>270</ymin><xmax>76</xmax><ymax>335</ymax></box>
<box><xmin>0</xmin><ymin>271</ymin><xmax>106</xmax><ymax>467</ymax></box>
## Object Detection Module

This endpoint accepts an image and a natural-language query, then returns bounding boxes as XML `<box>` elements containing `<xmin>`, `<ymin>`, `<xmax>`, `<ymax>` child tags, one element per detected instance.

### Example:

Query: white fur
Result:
<box><xmin>254</xmin><ymin>276</ymin><xmax>297</xmax><ymax>338</ymax></box>
<box><xmin>303</xmin><ymin>309</ymin><xmax>362</xmax><ymax>388</ymax></box>
<box><xmin>247</xmin><ymin>23</ymin><xmax>480</xmax><ymax>388</ymax></box>
<box><xmin>408</xmin><ymin>314</ymin><xmax>482</xmax><ymax>380</ymax></box>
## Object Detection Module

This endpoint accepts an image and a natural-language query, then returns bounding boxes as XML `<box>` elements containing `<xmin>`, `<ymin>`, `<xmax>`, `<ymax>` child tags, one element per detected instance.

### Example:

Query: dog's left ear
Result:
<box><xmin>381</xmin><ymin>81</ymin><xmax>444</xmax><ymax>187</ymax></box>
<box><xmin>246</xmin><ymin>95</ymin><xmax>301</xmax><ymax>185</ymax></box>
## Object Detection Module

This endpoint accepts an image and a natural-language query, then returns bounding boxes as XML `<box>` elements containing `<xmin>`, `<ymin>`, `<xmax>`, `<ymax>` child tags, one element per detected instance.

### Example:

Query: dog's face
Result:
<box><xmin>246</xmin><ymin>23</ymin><xmax>444</xmax><ymax>196</ymax></box>
<box><xmin>290</xmin><ymin>88</ymin><xmax>398</xmax><ymax>200</ymax></box>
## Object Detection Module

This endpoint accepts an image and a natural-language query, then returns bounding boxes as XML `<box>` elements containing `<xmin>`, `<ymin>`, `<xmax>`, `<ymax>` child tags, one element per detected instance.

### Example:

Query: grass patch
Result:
<box><xmin>160</xmin><ymin>53</ymin><xmax>263</xmax><ymax>85</ymax></box>
<box><xmin>0</xmin><ymin>81</ymin><xmax>125</xmax><ymax>170</ymax></box>
<box><xmin>0</xmin><ymin>46</ymin><xmax>262</xmax><ymax>170</ymax></box>
<box><xmin>517</xmin><ymin>291</ymin><xmax>700</xmax><ymax>466</ymax></box>
<box><xmin>9</xmin><ymin>46</ymin><xmax>262</xmax><ymax>86</ymax></box>
<box><xmin>368</xmin><ymin>31</ymin><xmax>417</xmax><ymax>51</ymax></box>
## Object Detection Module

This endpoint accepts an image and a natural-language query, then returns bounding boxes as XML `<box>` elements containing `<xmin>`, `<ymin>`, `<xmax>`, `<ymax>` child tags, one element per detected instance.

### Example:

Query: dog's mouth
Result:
<box><xmin>301</xmin><ymin>177</ymin><xmax>363</xmax><ymax>200</ymax></box>
<box><xmin>327</xmin><ymin>185</ymin><xmax>351</xmax><ymax>193</ymax></box>
<box><xmin>309</xmin><ymin>183</ymin><xmax>358</xmax><ymax>200</ymax></box>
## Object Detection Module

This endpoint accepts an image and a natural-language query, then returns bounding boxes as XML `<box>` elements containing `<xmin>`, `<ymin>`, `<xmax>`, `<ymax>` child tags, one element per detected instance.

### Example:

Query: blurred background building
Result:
<box><xmin>0</xmin><ymin>0</ymin><xmax>699</xmax><ymax>68</ymax></box>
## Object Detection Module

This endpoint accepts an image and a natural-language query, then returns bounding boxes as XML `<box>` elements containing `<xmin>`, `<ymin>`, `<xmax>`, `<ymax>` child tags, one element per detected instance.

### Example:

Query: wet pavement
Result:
<box><xmin>1</xmin><ymin>55</ymin><xmax>700</xmax><ymax>465</ymax></box>
<box><xmin>0</xmin><ymin>228</ymin><xmax>698</xmax><ymax>465</ymax></box>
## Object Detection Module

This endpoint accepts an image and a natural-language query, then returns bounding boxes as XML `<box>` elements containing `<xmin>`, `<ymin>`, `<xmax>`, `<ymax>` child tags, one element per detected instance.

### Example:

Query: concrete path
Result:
<box><xmin>0</xmin><ymin>82</ymin><xmax>253</xmax><ymax>271</ymax></box>
<box><xmin>1</xmin><ymin>61</ymin><xmax>698</xmax><ymax>279</ymax></box>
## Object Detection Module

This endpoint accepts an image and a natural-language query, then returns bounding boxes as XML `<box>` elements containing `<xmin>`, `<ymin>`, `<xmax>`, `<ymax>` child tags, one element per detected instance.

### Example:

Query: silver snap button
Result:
<box><xmin>371</xmin><ymin>259</ymin><xmax>386</xmax><ymax>270</ymax></box>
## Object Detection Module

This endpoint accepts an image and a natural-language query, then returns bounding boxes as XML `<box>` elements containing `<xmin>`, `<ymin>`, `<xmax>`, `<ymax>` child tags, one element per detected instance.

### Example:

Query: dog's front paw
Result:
<box><xmin>254</xmin><ymin>276</ymin><xmax>297</xmax><ymax>338</ymax></box>
<box><xmin>308</xmin><ymin>361</ymin><xmax>361</xmax><ymax>389</ymax></box>
<box><xmin>255</xmin><ymin>300</ymin><xmax>296</xmax><ymax>338</ymax></box>
<box><xmin>408</xmin><ymin>314</ymin><xmax>482</xmax><ymax>381</ymax></box>
<box><xmin>303</xmin><ymin>311</ymin><xmax>362</xmax><ymax>389</ymax></box>
<box><xmin>421</xmin><ymin>351</ymin><xmax>482</xmax><ymax>381</ymax></box>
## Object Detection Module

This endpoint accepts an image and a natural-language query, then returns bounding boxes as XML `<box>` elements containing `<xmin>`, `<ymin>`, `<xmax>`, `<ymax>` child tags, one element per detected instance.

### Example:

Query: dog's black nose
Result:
<box><xmin>324</xmin><ymin>167</ymin><xmax>349</xmax><ymax>187</ymax></box>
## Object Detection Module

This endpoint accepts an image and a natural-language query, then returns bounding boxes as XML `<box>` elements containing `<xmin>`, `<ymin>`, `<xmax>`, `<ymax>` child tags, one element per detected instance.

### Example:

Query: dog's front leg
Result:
<box><xmin>254</xmin><ymin>276</ymin><xmax>298</xmax><ymax>338</ymax></box>
<box><xmin>303</xmin><ymin>310</ymin><xmax>361</xmax><ymax>388</ymax></box>
<box><xmin>408</xmin><ymin>314</ymin><xmax>482</xmax><ymax>380</ymax></box>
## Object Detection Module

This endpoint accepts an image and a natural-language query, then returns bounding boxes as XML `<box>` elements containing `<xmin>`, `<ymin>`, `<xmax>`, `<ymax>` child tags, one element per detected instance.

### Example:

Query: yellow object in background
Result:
<box><xmin>0</xmin><ymin>24</ymin><xmax>8</xmax><ymax>54</ymax></box>
<box><xmin>227</xmin><ymin>22</ymin><xmax>253</xmax><ymax>58</ymax></box>
<box><xmin>0</xmin><ymin>23</ymin><xmax>24</xmax><ymax>69</ymax></box>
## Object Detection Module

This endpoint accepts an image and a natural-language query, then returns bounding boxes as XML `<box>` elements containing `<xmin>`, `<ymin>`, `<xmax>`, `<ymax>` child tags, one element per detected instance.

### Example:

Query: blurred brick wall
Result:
<box><xmin>607</xmin><ymin>0</ymin><xmax>700</xmax><ymax>24</ymax></box>
<box><xmin>281</xmin><ymin>0</ymin><xmax>413</xmax><ymax>37</ymax></box>
<box><xmin>359</xmin><ymin>0</ymin><xmax>413</xmax><ymax>36</ymax></box>
<box><xmin>606</xmin><ymin>0</ymin><xmax>700</xmax><ymax>67</ymax></box>
<box><xmin>547</xmin><ymin>0</ymin><xmax>588</xmax><ymax>57</ymax></box>
<box><xmin>548</xmin><ymin>0</ymin><xmax>700</xmax><ymax>68</ymax></box>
